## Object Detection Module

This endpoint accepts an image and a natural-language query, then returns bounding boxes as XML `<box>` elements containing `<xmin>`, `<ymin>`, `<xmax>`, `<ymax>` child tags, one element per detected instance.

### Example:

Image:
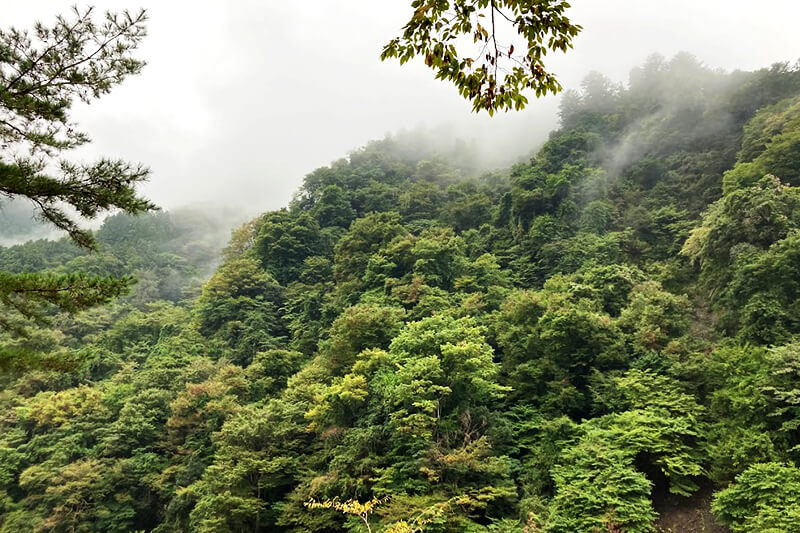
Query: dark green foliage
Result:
<box><xmin>0</xmin><ymin>272</ymin><xmax>131</xmax><ymax>334</ymax></box>
<box><xmin>0</xmin><ymin>7</ymin><xmax>155</xmax><ymax>329</ymax></box>
<box><xmin>195</xmin><ymin>256</ymin><xmax>287</xmax><ymax>365</ymax></box>
<box><xmin>4</xmin><ymin>56</ymin><xmax>800</xmax><ymax>532</ymax></box>
<box><xmin>255</xmin><ymin>211</ymin><xmax>326</xmax><ymax>285</ymax></box>
<box><xmin>310</xmin><ymin>185</ymin><xmax>357</xmax><ymax>229</ymax></box>
<box><xmin>683</xmin><ymin>175</ymin><xmax>800</xmax><ymax>341</ymax></box>
<box><xmin>333</xmin><ymin>212</ymin><xmax>408</xmax><ymax>284</ymax></box>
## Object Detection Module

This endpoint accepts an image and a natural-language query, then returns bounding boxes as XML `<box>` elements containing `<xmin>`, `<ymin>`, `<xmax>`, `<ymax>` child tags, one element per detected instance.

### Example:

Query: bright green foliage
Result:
<box><xmin>712</xmin><ymin>462</ymin><xmax>800</xmax><ymax>532</ymax></box>
<box><xmin>583</xmin><ymin>408</ymin><xmax>705</xmax><ymax>497</ymax></box>
<box><xmin>763</xmin><ymin>343</ymin><xmax>800</xmax><ymax>458</ymax></box>
<box><xmin>739</xmin><ymin>95</ymin><xmax>800</xmax><ymax>161</ymax></box>
<box><xmin>700</xmin><ymin>345</ymin><xmax>779</xmax><ymax>483</ymax></box>
<box><xmin>3</xmin><ymin>56</ymin><xmax>800</xmax><ymax>532</ymax></box>
<box><xmin>184</xmin><ymin>400</ymin><xmax>310</xmax><ymax>532</ymax></box>
<box><xmin>549</xmin><ymin>370</ymin><xmax>706</xmax><ymax>531</ymax></box>
<box><xmin>724</xmin><ymin>95</ymin><xmax>800</xmax><ymax>191</ymax></box>
<box><xmin>617</xmin><ymin>281</ymin><xmax>690</xmax><ymax>358</ymax></box>
<box><xmin>382</xmin><ymin>1</ymin><xmax>582</xmax><ymax>114</ymax></box>
<box><xmin>386</xmin><ymin>315</ymin><xmax>507</xmax><ymax>439</ymax></box>
<box><xmin>548</xmin><ymin>438</ymin><xmax>656</xmax><ymax>533</ymax></box>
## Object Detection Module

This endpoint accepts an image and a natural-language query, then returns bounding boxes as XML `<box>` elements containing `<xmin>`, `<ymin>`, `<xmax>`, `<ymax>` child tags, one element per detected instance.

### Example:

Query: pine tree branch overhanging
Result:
<box><xmin>0</xmin><ymin>6</ymin><xmax>152</xmax><ymax>328</ymax></box>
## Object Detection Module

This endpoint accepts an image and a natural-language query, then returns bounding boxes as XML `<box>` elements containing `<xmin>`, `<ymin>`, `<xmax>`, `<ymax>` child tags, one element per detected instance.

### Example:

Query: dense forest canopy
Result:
<box><xmin>2</xmin><ymin>54</ymin><xmax>800</xmax><ymax>532</ymax></box>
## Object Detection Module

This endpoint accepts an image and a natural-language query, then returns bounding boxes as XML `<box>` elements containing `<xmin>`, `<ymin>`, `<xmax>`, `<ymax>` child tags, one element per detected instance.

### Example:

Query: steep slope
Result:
<box><xmin>2</xmin><ymin>55</ymin><xmax>800</xmax><ymax>533</ymax></box>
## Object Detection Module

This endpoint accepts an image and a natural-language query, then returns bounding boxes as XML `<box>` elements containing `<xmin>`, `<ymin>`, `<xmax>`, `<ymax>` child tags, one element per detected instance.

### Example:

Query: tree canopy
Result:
<box><xmin>3</xmin><ymin>55</ymin><xmax>800</xmax><ymax>532</ymax></box>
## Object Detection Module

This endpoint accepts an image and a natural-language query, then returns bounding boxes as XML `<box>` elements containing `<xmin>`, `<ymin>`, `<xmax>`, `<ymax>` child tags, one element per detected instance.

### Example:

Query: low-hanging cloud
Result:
<box><xmin>1</xmin><ymin>0</ymin><xmax>799</xmax><ymax>227</ymax></box>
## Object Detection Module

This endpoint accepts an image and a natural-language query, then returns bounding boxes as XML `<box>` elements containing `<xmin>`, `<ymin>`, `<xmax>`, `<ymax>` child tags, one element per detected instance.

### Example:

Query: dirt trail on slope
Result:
<box><xmin>654</xmin><ymin>485</ymin><xmax>730</xmax><ymax>533</ymax></box>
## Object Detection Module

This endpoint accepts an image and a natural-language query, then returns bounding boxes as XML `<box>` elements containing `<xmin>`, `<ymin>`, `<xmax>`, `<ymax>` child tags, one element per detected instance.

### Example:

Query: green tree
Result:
<box><xmin>682</xmin><ymin>176</ymin><xmax>800</xmax><ymax>341</ymax></box>
<box><xmin>548</xmin><ymin>438</ymin><xmax>656</xmax><ymax>533</ymax></box>
<box><xmin>255</xmin><ymin>211</ymin><xmax>325</xmax><ymax>285</ymax></box>
<box><xmin>194</xmin><ymin>256</ymin><xmax>286</xmax><ymax>365</ymax></box>
<box><xmin>0</xmin><ymin>7</ymin><xmax>153</xmax><ymax>330</ymax></box>
<box><xmin>712</xmin><ymin>462</ymin><xmax>800</xmax><ymax>532</ymax></box>
<box><xmin>4</xmin><ymin>52</ymin><xmax>800</xmax><ymax>533</ymax></box>
<box><xmin>384</xmin><ymin>0</ymin><xmax>582</xmax><ymax>114</ymax></box>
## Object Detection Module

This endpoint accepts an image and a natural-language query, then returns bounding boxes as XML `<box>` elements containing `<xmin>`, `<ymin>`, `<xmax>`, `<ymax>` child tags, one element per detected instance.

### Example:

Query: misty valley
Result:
<box><xmin>3</xmin><ymin>3</ymin><xmax>800</xmax><ymax>532</ymax></box>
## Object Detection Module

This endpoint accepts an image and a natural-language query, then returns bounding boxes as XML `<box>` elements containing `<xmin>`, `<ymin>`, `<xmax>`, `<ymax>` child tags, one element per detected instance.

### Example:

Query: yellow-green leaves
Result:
<box><xmin>304</xmin><ymin>497</ymin><xmax>386</xmax><ymax>532</ymax></box>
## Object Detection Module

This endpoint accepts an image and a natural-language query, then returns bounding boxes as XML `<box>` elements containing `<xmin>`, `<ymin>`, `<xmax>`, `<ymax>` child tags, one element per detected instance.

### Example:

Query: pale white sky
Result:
<box><xmin>4</xmin><ymin>1</ymin><xmax>800</xmax><ymax>214</ymax></box>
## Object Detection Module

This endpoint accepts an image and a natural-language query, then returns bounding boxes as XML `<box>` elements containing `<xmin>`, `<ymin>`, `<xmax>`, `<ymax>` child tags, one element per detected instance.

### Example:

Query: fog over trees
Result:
<box><xmin>2</xmin><ymin>2</ymin><xmax>800</xmax><ymax>533</ymax></box>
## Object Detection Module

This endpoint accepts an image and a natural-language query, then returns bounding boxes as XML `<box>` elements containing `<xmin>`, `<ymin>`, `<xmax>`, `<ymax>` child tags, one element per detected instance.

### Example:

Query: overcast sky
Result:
<box><xmin>5</xmin><ymin>1</ymin><xmax>800</xmax><ymax>215</ymax></box>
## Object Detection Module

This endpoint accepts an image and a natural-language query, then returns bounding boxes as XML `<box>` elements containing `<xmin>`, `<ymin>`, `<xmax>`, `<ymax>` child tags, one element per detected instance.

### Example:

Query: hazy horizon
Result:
<box><xmin>4</xmin><ymin>1</ymin><xmax>800</xmax><ymax>217</ymax></box>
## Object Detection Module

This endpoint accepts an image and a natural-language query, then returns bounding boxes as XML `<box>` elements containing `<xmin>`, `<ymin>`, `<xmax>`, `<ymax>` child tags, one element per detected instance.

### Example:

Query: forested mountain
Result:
<box><xmin>0</xmin><ymin>209</ymin><xmax>236</xmax><ymax>368</ymax></box>
<box><xmin>2</xmin><ymin>54</ymin><xmax>800</xmax><ymax>532</ymax></box>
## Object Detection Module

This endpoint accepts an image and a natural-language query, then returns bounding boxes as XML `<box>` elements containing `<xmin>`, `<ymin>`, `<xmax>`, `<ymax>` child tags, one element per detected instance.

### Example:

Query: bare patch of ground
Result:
<box><xmin>654</xmin><ymin>485</ymin><xmax>730</xmax><ymax>533</ymax></box>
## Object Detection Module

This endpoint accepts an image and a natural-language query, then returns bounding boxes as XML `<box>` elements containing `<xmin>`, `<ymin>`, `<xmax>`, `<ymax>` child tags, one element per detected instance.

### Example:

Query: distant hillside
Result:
<box><xmin>0</xmin><ymin>199</ymin><xmax>59</xmax><ymax>246</ymax></box>
<box><xmin>2</xmin><ymin>55</ymin><xmax>800</xmax><ymax>533</ymax></box>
